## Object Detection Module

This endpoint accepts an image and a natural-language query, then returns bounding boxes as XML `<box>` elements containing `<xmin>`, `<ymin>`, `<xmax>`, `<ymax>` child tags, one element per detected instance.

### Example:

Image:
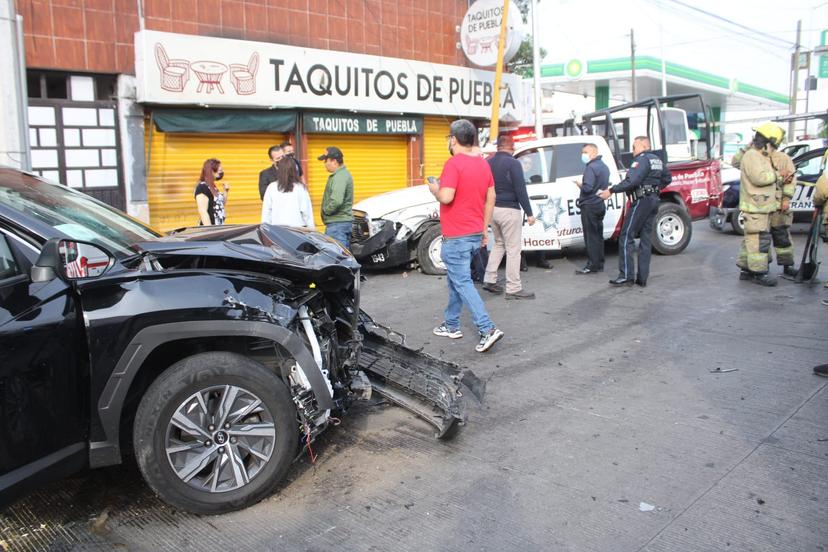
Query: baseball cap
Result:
<box><xmin>317</xmin><ymin>146</ymin><xmax>343</xmax><ymax>162</ymax></box>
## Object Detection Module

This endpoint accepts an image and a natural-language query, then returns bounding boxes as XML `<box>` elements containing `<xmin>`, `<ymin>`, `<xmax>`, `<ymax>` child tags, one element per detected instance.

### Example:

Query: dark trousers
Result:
<box><xmin>580</xmin><ymin>201</ymin><xmax>606</xmax><ymax>269</ymax></box>
<box><xmin>617</xmin><ymin>195</ymin><xmax>659</xmax><ymax>282</ymax></box>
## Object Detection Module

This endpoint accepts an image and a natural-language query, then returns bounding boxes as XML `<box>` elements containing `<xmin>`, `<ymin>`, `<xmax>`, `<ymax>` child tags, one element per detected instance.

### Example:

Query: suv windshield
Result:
<box><xmin>0</xmin><ymin>168</ymin><xmax>161</xmax><ymax>257</ymax></box>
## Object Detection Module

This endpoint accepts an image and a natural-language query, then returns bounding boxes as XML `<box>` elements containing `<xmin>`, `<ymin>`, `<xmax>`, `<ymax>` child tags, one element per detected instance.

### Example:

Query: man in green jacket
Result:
<box><xmin>317</xmin><ymin>147</ymin><xmax>354</xmax><ymax>248</ymax></box>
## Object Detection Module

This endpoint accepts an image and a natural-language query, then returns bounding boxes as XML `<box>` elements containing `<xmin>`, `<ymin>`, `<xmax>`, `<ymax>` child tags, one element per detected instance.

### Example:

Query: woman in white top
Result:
<box><xmin>261</xmin><ymin>157</ymin><xmax>315</xmax><ymax>229</ymax></box>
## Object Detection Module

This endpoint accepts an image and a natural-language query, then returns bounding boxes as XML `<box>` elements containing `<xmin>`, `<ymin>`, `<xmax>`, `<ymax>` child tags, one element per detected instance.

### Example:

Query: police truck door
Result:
<box><xmin>516</xmin><ymin>145</ymin><xmax>581</xmax><ymax>250</ymax></box>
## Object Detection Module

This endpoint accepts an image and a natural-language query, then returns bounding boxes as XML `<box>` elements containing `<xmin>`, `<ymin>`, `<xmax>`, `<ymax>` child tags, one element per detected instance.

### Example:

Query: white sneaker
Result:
<box><xmin>475</xmin><ymin>328</ymin><xmax>504</xmax><ymax>352</ymax></box>
<box><xmin>433</xmin><ymin>323</ymin><xmax>463</xmax><ymax>339</ymax></box>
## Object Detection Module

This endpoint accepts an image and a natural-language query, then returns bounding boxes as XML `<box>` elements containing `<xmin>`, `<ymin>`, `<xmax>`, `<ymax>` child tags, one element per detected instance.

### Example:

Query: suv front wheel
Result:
<box><xmin>134</xmin><ymin>351</ymin><xmax>298</xmax><ymax>515</ymax></box>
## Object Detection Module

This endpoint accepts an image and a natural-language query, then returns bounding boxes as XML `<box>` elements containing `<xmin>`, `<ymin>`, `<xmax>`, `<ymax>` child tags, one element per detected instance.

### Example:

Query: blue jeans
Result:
<box><xmin>441</xmin><ymin>236</ymin><xmax>495</xmax><ymax>334</ymax></box>
<box><xmin>325</xmin><ymin>221</ymin><xmax>352</xmax><ymax>249</ymax></box>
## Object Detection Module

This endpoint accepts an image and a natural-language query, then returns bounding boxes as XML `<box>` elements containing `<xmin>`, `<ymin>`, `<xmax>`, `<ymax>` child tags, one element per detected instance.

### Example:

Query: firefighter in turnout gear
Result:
<box><xmin>598</xmin><ymin>136</ymin><xmax>671</xmax><ymax>287</ymax></box>
<box><xmin>736</xmin><ymin>123</ymin><xmax>789</xmax><ymax>286</ymax></box>
<box><xmin>767</xmin><ymin>139</ymin><xmax>797</xmax><ymax>275</ymax></box>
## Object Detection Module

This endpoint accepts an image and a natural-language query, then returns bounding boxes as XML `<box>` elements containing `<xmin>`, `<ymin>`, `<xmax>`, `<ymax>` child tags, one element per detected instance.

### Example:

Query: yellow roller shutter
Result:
<box><xmin>145</xmin><ymin>128</ymin><xmax>286</xmax><ymax>232</ymax></box>
<box><xmin>306</xmin><ymin>134</ymin><xmax>408</xmax><ymax>228</ymax></box>
<box><xmin>423</xmin><ymin>116</ymin><xmax>453</xmax><ymax>181</ymax></box>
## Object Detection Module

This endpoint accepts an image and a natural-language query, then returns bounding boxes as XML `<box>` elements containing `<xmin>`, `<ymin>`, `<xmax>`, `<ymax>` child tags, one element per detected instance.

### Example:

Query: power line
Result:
<box><xmin>636</xmin><ymin>35</ymin><xmax>789</xmax><ymax>61</ymax></box>
<box><xmin>645</xmin><ymin>0</ymin><xmax>774</xmax><ymax>48</ymax></box>
<box><xmin>656</xmin><ymin>0</ymin><xmax>796</xmax><ymax>48</ymax></box>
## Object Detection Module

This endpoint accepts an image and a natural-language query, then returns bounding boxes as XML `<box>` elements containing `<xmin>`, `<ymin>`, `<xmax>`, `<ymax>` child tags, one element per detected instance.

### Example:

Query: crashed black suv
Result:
<box><xmin>0</xmin><ymin>168</ymin><xmax>481</xmax><ymax>515</ymax></box>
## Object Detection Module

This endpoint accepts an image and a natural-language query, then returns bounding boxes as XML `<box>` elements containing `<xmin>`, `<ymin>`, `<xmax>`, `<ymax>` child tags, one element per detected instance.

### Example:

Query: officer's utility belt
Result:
<box><xmin>630</xmin><ymin>186</ymin><xmax>658</xmax><ymax>201</ymax></box>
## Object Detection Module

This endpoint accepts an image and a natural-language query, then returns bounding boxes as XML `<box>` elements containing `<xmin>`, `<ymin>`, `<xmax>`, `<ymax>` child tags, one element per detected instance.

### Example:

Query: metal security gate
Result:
<box><xmin>306</xmin><ymin>134</ymin><xmax>408</xmax><ymax>229</ymax></box>
<box><xmin>27</xmin><ymin>98</ymin><xmax>125</xmax><ymax>210</ymax></box>
<box><xmin>144</xmin><ymin>128</ymin><xmax>288</xmax><ymax>232</ymax></box>
<box><xmin>422</xmin><ymin>116</ymin><xmax>452</xmax><ymax>181</ymax></box>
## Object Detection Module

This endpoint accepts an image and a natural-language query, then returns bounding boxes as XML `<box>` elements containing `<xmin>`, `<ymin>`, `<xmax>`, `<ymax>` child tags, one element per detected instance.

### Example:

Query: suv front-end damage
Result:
<box><xmin>84</xmin><ymin>223</ymin><xmax>483</xmax><ymax>513</ymax></box>
<box><xmin>149</xmin><ymin>224</ymin><xmax>484</xmax><ymax>435</ymax></box>
<box><xmin>0</xmin><ymin>169</ymin><xmax>483</xmax><ymax>516</ymax></box>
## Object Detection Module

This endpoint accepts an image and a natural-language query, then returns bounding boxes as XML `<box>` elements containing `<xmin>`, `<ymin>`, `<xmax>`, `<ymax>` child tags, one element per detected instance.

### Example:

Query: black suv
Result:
<box><xmin>0</xmin><ymin>168</ymin><xmax>480</xmax><ymax>515</ymax></box>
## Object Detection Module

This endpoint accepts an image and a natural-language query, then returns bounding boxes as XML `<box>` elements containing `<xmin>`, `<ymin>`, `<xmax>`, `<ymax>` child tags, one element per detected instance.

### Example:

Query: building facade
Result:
<box><xmin>16</xmin><ymin>0</ymin><xmax>523</xmax><ymax>230</ymax></box>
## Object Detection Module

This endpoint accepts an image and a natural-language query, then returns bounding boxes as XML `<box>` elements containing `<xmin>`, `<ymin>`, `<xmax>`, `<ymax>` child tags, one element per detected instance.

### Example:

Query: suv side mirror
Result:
<box><xmin>31</xmin><ymin>238</ymin><xmax>114</xmax><ymax>283</ymax></box>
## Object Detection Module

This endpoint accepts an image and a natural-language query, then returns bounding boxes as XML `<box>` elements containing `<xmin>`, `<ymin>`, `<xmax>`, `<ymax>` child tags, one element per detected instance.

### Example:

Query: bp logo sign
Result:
<box><xmin>565</xmin><ymin>59</ymin><xmax>585</xmax><ymax>80</ymax></box>
<box><xmin>460</xmin><ymin>0</ymin><xmax>524</xmax><ymax>68</ymax></box>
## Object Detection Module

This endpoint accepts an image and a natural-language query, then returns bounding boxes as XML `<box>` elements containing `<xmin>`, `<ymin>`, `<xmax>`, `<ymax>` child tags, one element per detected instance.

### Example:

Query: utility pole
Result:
<box><xmin>489</xmin><ymin>0</ymin><xmax>510</xmax><ymax>142</ymax></box>
<box><xmin>659</xmin><ymin>7</ymin><xmax>666</xmax><ymax>96</ymax></box>
<box><xmin>532</xmin><ymin>0</ymin><xmax>543</xmax><ymax>139</ymax></box>
<box><xmin>789</xmin><ymin>19</ymin><xmax>801</xmax><ymax>140</ymax></box>
<box><xmin>630</xmin><ymin>28</ymin><xmax>637</xmax><ymax>102</ymax></box>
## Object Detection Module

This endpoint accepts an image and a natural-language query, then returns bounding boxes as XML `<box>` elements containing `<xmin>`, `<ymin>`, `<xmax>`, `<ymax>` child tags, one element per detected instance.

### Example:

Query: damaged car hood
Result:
<box><xmin>136</xmin><ymin>224</ymin><xmax>360</xmax><ymax>286</ymax></box>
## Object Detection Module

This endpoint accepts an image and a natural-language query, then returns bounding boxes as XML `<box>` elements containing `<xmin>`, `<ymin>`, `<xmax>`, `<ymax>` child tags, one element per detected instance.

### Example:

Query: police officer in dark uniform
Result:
<box><xmin>598</xmin><ymin>136</ymin><xmax>671</xmax><ymax>287</ymax></box>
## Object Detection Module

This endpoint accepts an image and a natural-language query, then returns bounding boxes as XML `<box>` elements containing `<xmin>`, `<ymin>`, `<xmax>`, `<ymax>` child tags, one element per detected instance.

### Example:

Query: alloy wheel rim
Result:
<box><xmin>165</xmin><ymin>384</ymin><xmax>276</xmax><ymax>493</ymax></box>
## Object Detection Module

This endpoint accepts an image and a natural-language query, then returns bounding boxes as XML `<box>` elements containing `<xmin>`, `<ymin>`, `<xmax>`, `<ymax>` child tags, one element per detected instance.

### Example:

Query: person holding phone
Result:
<box><xmin>427</xmin><ymin>119</ymin><xmax>503</xmax><ymax>353</ymax></box>
<box><xmin>195</xmin><ymin>158</ymin><xmax>229</xmax><ymax>226</ymax></box>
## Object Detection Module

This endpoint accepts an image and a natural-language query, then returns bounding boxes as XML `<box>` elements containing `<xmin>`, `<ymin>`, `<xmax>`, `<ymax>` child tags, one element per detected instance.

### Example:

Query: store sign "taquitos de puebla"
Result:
<box><xmin>136</xmin><ymin>30</ymin><xmax>524</xmax><ymax>120</ymax></box>
<box><xmin>303</xmin><ymin>113</ymin><xmax>422</xmax><ymax>135</ymax></box>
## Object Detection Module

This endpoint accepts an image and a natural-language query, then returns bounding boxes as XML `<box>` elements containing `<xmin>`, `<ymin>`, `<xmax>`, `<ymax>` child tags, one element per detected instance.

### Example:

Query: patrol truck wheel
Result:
<box><xmin>653</xmin><ymin>202</ymin><xmax>692</xmax><ymax>255</ymax></box>
<box><xmin>417</xmin><ymin>224</ymin><xmax>447</xmax><ymax>275</ymax></box>
<box><xmin>731</xmin><ymin>212</ymin><xmax>745</xmax><ymax>235</ymax></box>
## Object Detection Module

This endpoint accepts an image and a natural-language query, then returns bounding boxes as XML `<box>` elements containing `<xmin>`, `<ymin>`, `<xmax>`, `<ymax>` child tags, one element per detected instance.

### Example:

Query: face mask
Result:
<box><xmin>581</xmin><ymin>153</ymin><xmax>590</xmax><ymax>164</ymax></box>
<box><xmin>215</xmin><ymin>171</ymin><xmax>224</xmax><ymax>181</ymax></box>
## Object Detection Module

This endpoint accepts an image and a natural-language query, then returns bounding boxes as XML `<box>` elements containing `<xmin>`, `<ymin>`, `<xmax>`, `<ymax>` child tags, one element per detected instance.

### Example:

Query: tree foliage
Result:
<box><xmin>507</xmin><ymin>38</ymin><xmax>547</xmax><ymax>78</ymax></box>
<box><xmin>506</xmin><ymin>1</ymin><xmax>546</xmax><ymax>77</ymax></box>
<box><xmin>513</xmin><ymin>0</ymin><xmax>530</xmax><ymax>24</ymax></box>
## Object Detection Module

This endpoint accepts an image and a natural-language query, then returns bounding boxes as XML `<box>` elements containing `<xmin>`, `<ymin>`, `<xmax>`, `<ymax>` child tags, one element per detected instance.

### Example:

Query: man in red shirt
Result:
<box><xmin>427</xmin><ymin>119</ymin><xmax>504</xmax><ymax>353</ymax></box>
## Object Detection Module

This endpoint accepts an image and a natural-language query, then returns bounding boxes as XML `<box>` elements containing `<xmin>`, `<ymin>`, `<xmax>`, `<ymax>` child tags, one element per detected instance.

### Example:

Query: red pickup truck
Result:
<box><xmin>580</xmin><ymin>94</ymin><xmax>722</xmax><ymax>253</ymax></box>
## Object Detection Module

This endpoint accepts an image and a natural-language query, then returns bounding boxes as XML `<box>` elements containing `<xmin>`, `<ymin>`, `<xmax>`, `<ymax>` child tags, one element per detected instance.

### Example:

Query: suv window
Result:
<box><xmin>784</xmin><ymin>145</ymin><xmax>809</xmax><ymax>158</ymax></box>
<box><xmin>553</xmin><ymin>143</ymin><xmax>589</xmax><ymax>179</ymax></box>
<box><xmin>796</xmin><ymin>154</ymin><xmax>825</xmax><ymax>181</ymax></box>
<box><xmin>516</xmin><ymin>148</ymin><xmax>552</xmax><ymax>184</ymax></box>
<box><xmin>0</xmin><ymin>235</ymin><xmax>20</xmax><ymax>280</ymax></box>
<box><xmin>0</xmin><ymin>168</ymin><xmax>160</xmax><ymax>258</ymax></box>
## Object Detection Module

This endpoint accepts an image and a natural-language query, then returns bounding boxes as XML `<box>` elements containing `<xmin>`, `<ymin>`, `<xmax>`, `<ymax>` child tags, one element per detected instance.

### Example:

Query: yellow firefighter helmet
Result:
<box><xmin>753</xmin><ymin>122</ymin><xmax>786</xmax><ymax>148</ymax></box>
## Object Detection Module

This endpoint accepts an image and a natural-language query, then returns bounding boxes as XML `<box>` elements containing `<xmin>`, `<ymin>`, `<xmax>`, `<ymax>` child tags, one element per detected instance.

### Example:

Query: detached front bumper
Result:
<box><xmin>350</xmin><ymin>219</ymin><xmax>412</xmax><ymax>269</ymax></box>
<box><xmin>357</xmin><ymin>313</ymin><xmax>485</xmax><ymax>438</ymax></box>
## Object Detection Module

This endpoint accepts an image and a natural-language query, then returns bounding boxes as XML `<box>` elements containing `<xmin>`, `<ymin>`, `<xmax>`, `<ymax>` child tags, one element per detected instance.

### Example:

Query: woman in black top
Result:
<box><xmin>194</xmin><ymin>158</ymin><xmax>229</xmax><ymax>225</ymax></box>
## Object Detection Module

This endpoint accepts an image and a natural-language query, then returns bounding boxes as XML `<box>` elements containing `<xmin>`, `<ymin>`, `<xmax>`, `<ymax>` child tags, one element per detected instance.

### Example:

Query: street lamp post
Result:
<box><xmin>532</xmin><ymin>0</ymin><xmax>543</xmax><ymax>139</ymax></box>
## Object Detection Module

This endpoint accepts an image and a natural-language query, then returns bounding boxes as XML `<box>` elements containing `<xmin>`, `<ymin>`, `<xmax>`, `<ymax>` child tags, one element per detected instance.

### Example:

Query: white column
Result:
<box><xmin>118</xmin><ymin>75</ymin><xmax>150</xmax><ymax>222</ymax></box>
<box><xmin>0</xmin><ymin>0</ymin><xmax>30</xmax><ymax>170</ymax></box>
<box><xmin>532</xmin><ymin>0</ymin><xmax>543</xmax><ymax>138</ymax></box>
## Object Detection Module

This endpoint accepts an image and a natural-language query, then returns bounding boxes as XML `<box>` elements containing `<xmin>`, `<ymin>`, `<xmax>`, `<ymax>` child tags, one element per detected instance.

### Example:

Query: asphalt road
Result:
<box><xmin>2</xmin><ymin>221</ymin><xmax>827</xmax><ymax>552</ymax></box>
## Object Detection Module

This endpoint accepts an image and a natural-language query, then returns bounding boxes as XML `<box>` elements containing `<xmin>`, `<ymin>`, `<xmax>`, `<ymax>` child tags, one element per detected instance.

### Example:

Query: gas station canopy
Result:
<box><xmin>539</xmin><ymin>56</ymin><xmax>790</xmax><ymax>112</ymax></box>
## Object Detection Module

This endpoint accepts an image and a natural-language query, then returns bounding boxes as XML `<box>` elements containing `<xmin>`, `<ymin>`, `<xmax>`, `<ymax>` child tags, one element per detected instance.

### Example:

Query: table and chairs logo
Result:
<box><xmin>154</xmin><ymin>42</ymin><xmax>260</xmax><ymax>96</ymax></box>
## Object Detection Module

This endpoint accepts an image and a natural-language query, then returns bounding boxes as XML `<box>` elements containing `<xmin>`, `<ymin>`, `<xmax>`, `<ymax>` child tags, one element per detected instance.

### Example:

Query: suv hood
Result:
<box><xmin>353</xmin><ymin>185</ymin><xmax>434</xmax><ymax>218</ymax></box>
<box><xmin>136</xmin><ymin>224</ymin><xmax>360</xmax><ymax>288</ymax></box>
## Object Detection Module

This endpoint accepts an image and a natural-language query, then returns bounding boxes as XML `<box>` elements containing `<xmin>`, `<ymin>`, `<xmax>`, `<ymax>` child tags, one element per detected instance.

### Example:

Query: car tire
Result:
<box><xmin>731</xmin><ymin>211</ymin><xmax>745</xmax><ymax>235</ymax></box>
<box><xmin>653</xmin><ymin>202</ymin><xmax>692</xmax><ymax>255</ymax></box>
<box><xmin>133</xmin><ymin>351</ymin><xmax>298</xmax><ymax>515</ymax></box>
<box><xmin>417</xmin><ymin>224</ymin><xmax>446</xmax><ymax>275</ymax></box>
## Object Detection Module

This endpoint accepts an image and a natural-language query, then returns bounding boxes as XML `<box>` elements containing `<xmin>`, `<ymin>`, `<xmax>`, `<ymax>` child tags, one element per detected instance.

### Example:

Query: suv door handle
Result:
<box><xmin>530</xmin><ymin>195</ymin><xmax>548</xmax><ymax>200</ymax></box>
